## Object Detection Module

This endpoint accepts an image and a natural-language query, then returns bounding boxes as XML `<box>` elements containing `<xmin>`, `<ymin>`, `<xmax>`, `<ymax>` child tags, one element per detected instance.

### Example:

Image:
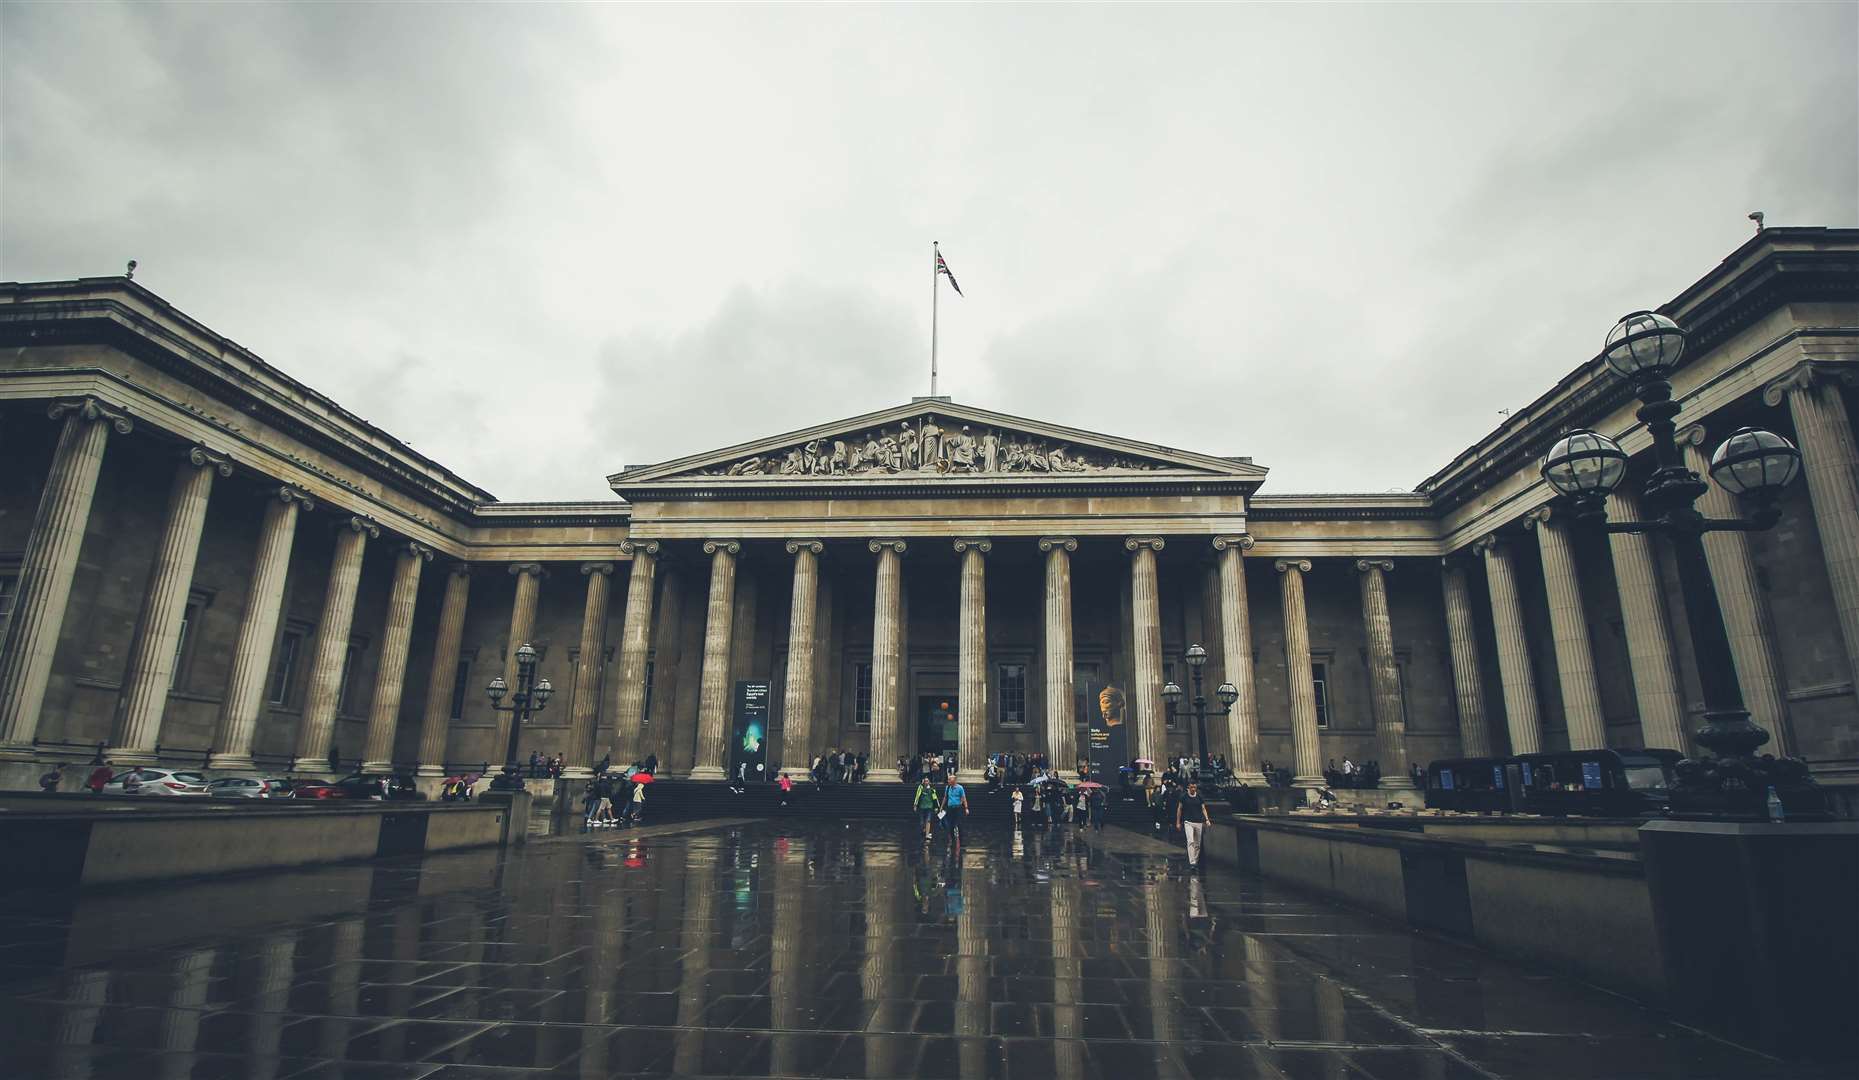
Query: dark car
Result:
<box><xmin>333</xmin><ymin>774</ymin><xmax>426</xmax><ymax>801</ymax></box>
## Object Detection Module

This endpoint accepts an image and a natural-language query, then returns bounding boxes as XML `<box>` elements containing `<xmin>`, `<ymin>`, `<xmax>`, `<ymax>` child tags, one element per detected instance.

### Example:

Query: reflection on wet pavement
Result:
<box><xmin>0</xmin><ymin>820</ymin><xmax>1832</xmax><ymax>1079</ymax></box>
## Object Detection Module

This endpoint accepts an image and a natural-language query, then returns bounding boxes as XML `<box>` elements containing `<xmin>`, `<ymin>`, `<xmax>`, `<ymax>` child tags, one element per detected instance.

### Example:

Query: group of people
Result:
<box><xmin>1322</xmin><ymin>758</ymin><xmax>1393</xmax><ymax>790</ymax></box>
<box><xmin>437</xmin><ymin>773</ymin><xmax>479</xmax><ymax>801</ymax></box>
<box><xmin>900</xmin><ymin>750</ymin><xmax>955</xmax><ymax>784</ymax></box>
<box><xmin>809</xmin><ymin>749</ymin><xmax>867</xmax><ymax>785</ymax></box>
<box><xmin>982</xmin><ymin>751</ymin><xmax>1060</xmax><ymax>787</ymax></box>
<box><xmin>912</xmin><ymin>774</ymin><xmax>970</xmax><ymax>843</ymax></box>
<box><xmin>1010</xmin><ymin>778</ymin><xmax>1108</xmax><ymax>832</ymax></box>
<box><xmin>582</xmin><ymin>760</ymin><xmax>653</xmax><ymax>828</ymax></box>
<box><xmin>525</xmin><ymin>751</ymin><xmax>565</xmax><ymax>779</ymax></box>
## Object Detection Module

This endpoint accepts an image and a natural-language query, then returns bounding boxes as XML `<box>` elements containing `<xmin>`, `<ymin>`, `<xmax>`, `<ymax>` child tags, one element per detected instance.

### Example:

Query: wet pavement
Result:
<box><xmin>0</xmin><ymin>818</ymin><xmax>1833</xmax><ymax>1079</ymax></box>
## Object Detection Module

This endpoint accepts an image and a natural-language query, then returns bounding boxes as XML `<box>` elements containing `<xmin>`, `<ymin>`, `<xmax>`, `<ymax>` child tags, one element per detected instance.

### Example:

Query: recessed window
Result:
<box><xmin>337</xmin><ymin>641</ymin><xmax>364</xmax><ymax>716</ymax></box>
<box><xmin>1312</xmin><ymin>662</ymin><xmax>1331</xmax><ymax>729</ymax></box>
<box><xmin>997</xmin><ymin>663</ymin><xmax>1027</xmax><ymax>728</ymax></box>
<box><xmin>0</xmin><ymin>571</ymin><xmax>17</xmax><ymax>656</ymax></box>
<box><xmin>268</xmin><ymin>629</ymin><xmax>304</xmax><ymax>707</ymax></box>
<box><xmin>642</xmin><ymin>658</ymin><xmax>655</xmax><ymax>727</ymax></box>
<box><xmin>1072</xmin><ymin>663</ymin><xmax>1099</xmax><ymax>727</ymax></box>
<box><xmin>448</xmin><ymin>658</ymin><xmax>471</xmax><ymax>721</ymax></box>
<box><xmin>854</xmin><ymin>662</ymin><xmax>873</xmax><ymax>727</ymax></box>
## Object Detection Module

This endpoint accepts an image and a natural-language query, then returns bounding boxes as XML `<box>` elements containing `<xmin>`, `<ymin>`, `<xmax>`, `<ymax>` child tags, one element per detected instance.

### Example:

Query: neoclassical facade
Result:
<box><xmin>1</xmin><ymin>228</ymin><xmax>1855</xmax><ymax>797</ymax></box>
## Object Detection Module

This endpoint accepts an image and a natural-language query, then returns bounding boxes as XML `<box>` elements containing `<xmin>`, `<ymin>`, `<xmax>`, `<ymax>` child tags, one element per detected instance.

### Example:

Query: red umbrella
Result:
<box><xmin>629</xmin><ymin>772</ymin><xmax>656</xmax><ymax>784</ymax></box>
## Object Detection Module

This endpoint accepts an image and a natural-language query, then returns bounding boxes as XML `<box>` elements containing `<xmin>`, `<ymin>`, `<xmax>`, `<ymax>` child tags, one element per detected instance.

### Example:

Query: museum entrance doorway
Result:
<box><xmin>917</xmin><ymin>696</ymin><xmax>959</xmax><ymax>759</ymax></box>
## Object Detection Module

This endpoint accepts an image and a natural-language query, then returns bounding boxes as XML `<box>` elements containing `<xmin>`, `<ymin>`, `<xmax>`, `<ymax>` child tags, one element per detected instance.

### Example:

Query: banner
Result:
<box><xmin>1087</xmin><ymin>683</ymin><xmax>1130</xmax><ymax>786</ymax></box>
<box><xmin>732</xmin><ymin>680</ymin><xmax>770</xmax><ymax>783</ymax></box>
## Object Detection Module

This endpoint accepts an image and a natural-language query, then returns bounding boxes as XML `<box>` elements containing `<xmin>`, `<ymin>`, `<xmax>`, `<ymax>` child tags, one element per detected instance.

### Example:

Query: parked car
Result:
<box><xmin>207</xmin><ymin>777</ymin><xmax>294</xmax><ymax>799</ymax></box>
<box><xmin>102</xmin><ymin>768</ymin><xmax>210</xmax><ymax>796</ymax></box>
<box><xmin>288</xmin><ymin>780</ymin><xmax>347</xmax><ymax>800</ymax></box>
<box><xmin>333</xmin><ymin>774</ymin><xmax>426</xmax><ymax>801</ymax></box>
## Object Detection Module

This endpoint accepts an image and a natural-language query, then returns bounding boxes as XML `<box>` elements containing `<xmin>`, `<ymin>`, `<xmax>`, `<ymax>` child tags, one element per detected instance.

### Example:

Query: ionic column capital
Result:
<box><xmin>508</xmin><ymin>560</ymin><xmax>546</xmax><ymax>577</ymax></box>
<box><xmin>185</xmin><ymin>446</ymin><xmax>235</xmax><ymax>477</ymax></box>
<box><xmin>1274</xmin><ymin>558</ymin><xmax>1312</xmax><ymax>574</ymax></box>
<box><xmin>785</xmin><ymin>539</ymin><xmax>825</xmax><ymax>556</ymax></box>
<box><xmin>1762</xmin><ymin>360</ymin><xmax>1859</xmax><ymax>406</ymax></box>
<box><xmin>445</xmin><ymin>562</ymin><xmax>474</xmax><ymax>580</ymax></box>
<box><xmin>619</xmin><ymin>539</ymin><xmax>660</xmax><ymax>557</ymax></box>
<box><xmin>1037</xmin><ymin>536</ymin><xmax>1077</xmax><ymax>553</ymax></box>
<box><xmin>271</xmin><ymin>484</ymin><xmax>316</xmax><ymax>512</ymax></box>
<box><xmin>1675</xmin><ymin>422</ymin><xmax>1710</xmax><ymax>450</ymax></box>
<box><xmin>868</xmin><ymin>539</ymin><xmax>907</xmax><ymax>555</ymax></box>
<box><xmin>580</xmin><ymin>561</ymin><xmax>615</xmax><ymax>577</ymax></box>
<box><xmin>1354</xmin><ymin>558</ymin><xmax>1395</xmax><ymax>574</ymax></box>
<box><xmin>343</xmin><ymin>514</ymin><xmax>382</xmax><ymax>539</ymax></box>
<box><xmin>952</xmin><ymin>538</ymin><xmax>992</xmax><ymax>554</ymax></box>
<box><xmin>702</xmin><ymin>540</ymin><xmax>741</xmax><ymax>557</ymax></box>
<box><xmin>1470</xmin><ymin>533</ymin><xmax>1503</xmax><ymax>557</ymax></box>
<box><xmin>1523</xmin><ymin>505</ymin><xmax>1555</xmax><ymax>530</ymax></box>
<box><xmin>400</xmin><ymin>541</ymin><xmax>435</xmax><ymax>562</ymax></box>
<box><xmin>47</xmin><ymin>396</ymin><xmax>133</xmax><ymax>434</ymax></box>
<box><xmin>1124</xmin><ymin>536</ymin><xmax>1165</xmax><ymax>553</ymax></box>
<box><xmin>1211</xmin><ymin>534</ymin><xmax>1255</xmax><ymax>552</ymax></box>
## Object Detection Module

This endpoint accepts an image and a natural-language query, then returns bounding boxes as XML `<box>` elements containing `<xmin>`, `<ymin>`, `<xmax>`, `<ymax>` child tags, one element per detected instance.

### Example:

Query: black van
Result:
<box><xmin>1424</xmin><ymin>749</ymin><xmax>1681</xmax><ymax>816</ymax></box>
<box><xmin>1423</xmin><ymin>758</ymin><xmax>1514</xmax><ymax>813</ymax></box>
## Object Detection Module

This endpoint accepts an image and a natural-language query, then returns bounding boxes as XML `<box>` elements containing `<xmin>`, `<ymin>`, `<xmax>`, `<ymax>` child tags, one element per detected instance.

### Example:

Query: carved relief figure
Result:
<box><xmin>921</xmin><ymin>416</ymin><xmax>943</xmax><ymax>469</ymax></box>
<box><xmin>980</xmin><ymin>429</ymin><xmax>1000</xmax><ymax>472</ymax></box>
<box><xmin>698</xmin><ymin>414</ymin><xmax>1168</xmax><ymax>477</ymax></box>
<box><xmin>950</xmin><ymin>425</ymin><xmax>976</xmax><ymax>470</ymax></box>
<box><xmin>899</xmin><ymin>421</ymin><xmax>920</xmax><ymax>470</ymax></box>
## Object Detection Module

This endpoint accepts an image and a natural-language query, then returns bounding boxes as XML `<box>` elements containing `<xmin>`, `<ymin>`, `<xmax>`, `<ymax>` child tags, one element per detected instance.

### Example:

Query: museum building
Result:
<box><xmin>0</xmin><ymin>228</ymin><xmax>1855</xmax><ymax>802</ymax></box>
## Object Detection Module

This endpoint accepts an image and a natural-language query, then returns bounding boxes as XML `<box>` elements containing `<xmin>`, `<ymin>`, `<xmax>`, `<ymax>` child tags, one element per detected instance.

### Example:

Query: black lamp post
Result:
<box><xmin>485</xmin><ymin>643</ymin><xmax>553</xmax><ymax>792</ymax></box>
<box><xmin>1160</xmin><ymin>643</ymin><xmax>1238</xmax><ymax>780</ymax></box>
<box><xmin>1539</xmin><ymin>311</ymin><xmax>1822</xmax><ymax>820</ymax></box>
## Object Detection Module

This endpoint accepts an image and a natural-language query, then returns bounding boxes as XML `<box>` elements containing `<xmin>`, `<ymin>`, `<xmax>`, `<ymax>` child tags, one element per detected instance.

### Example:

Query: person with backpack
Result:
<box><xmin>942</xmin><ymin>776</ymin><xmax>969</xmax><ymax>847</ymax></box>
<box><xmin>87</xmin><ymin>761</ymin><xmax>113</xmax><ymax>795</ymax></box>
<box><xmin>913</xmin><ymin>777</ymin><xmax>939</xmax><ymax>839</ymax></box>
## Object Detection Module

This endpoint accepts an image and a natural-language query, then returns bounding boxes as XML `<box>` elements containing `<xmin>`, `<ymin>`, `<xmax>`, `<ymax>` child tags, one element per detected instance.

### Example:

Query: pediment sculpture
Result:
<box><xmin>698</xmin><ymin>415</ymin><xmax>1167</xmax><ymax>478</ymax></box>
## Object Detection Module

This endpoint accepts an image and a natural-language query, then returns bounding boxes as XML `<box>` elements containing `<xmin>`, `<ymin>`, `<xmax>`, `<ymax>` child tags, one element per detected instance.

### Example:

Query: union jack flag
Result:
<box><xmin>936</xmin><ymin>247</ymin><xmax>963</xmax><ymax>296</ymax></box>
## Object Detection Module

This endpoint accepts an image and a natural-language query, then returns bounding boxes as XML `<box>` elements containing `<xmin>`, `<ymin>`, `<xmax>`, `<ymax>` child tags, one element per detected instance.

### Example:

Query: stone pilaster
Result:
<box><xmin>292</xmin><ymin>515</ymin><xmax>380</xmax><ymax>773</ymax></box>
<box><xmin>1680</xmin><ymin>424</ymin><xmax>1790</xmax><ymax>753</ymax></box>
<box><xmin>954</xmin><ymin>539</ymin><xmax>990</xmax><ymax>780</ymax></box>
<box><xmin>778</xmin><ymin>541</ymin><xmax>823</xmax><ymax>775</ymax></box>
<box><xmin>1526</xmin><ymin>506</ymin><xmax>1608</xmax><ymax>750</ymax></box>
<box><xmin>1439</xmin><ymin>557</ymin><xmax>1493</xmax><ymax>758</ymax></box>
<box><xmin>1604</xmin><ymin>488</ymin><xmax>1687</xmax><ymax>750</ymax></box>
<box><xmin>1765</xmin><ymin>362</ymin><xmax>1859</xmax><ymax>708</ymax></box>
<box><xmin>1040</xmin><ymin>537</ymin><xmax>1078</xmax><ymax>771</ymax></box>
<box><xmin>1355</xmin><ymin>558</ymin><xmax>1415</xmax><ymax>788</ymax></box>
<box><xmin>1275</xmin><ymin>559</ymin><xmax>1324</xmax><ymax>787</ymax></box>
<box><xmin>1474</xmin><ymin>533</ymin><xmax>1543</xmax><ymax>755</ymax></box>
<box><xmin>609</xmin><ymin>540</ymin><xmax>659</xmax><ymax>767</ymax></box>
<box><xmin>1127</xmin><ymin>537</ymin><xmax>1166</xmax><ymax>768</ymax></box>
<box><xmin>1213</xmin><ymin>536</ymin><xmax>1263</xmax><ymax>782</ymax></box>
<box><xmin>493</xmin><ymin>562</ymin><xmax>545</xmax><ymax>769</ymax></box>
<box><xmin>413</xmin><ymin>565</ymin><xmax>471</xmax><ymax>776</ymax></box>
<box><xmin>690</xmin><ymin>541</ymin><xmax>739</xmax><ymax>780</ymax></box>
<box><xmin>0</xmin><ymin>398</ymin><xmax>132</xmax><ymax>757</ymax></box>
<box><xmin>211</xmin><ymin>486</ymin><xmax>313</xmax><ymax>769</ymax></box>
<box><xmin>867</xmin><ymin>540</ymin><xmax>906</xmax><ymax>782</ymax></box>
<box><xmin>360</xmin><ymin>541</ymin><xmax>433</xmax><ymax>773</ymax></box>
<box><xmin>110</xmin><ymin>447</ymin><xmax>233</xmax><ymax>763</ymax></box>
<box><xmin>563</xmin><ymin>562</ymin><xmax>614</xmax><ymax>779</ymax></box>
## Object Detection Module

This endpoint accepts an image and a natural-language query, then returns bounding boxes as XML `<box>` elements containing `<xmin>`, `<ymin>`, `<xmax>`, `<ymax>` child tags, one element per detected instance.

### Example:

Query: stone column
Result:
<box><xmin>778</xmin><ymin>541</ymin><xmax>823</xmax><ymax>776</ymax></box>
<box><xmin>1473</xmin><ymin>533</ymin><xmax>1543</xmax><ymax>754</ymax></box>
<box><xmin>493</xmin><ymin>562</ymin><xmax>545</xmax><ymax>768</ymax></box>
<box><xmin>609</xmin><ymin>541</ymin><xmax>659</xmax><ymax>767</ymax></box>
<box><xmin>867</xmin><ymin>540</ymin><xmax>906</xmax><ymax>782</ymax></box>
<box><xmin>1526</xmin><ymin>506</ymin><xmax>1608</xmax><ymax>750</ymax></box>
<box><xmin>360</xmin><ymin>541</ymin><xmax>433</xmax><ymax>773</ymax></box>
<box><xmin>1680</xmin><ymin>424</ymin><xmax>1790</xmax><ymax>753</ymax></box>
<box><xmin>954</xmin><ymin>539</ymin><xmax>990</xmax><ymax>781</ymax></box>
<box><xmin>690</xmin><ymin>541</ymin><xmax>739</xmax><ymax>780</ymax></box>
<box><xmin>1041</xmin><ymin>537</ymin><xmax>1079</xmax><ymax>771</ymax></box>
<box><xmin>562</xmin><ymin>562</ymin><xmax>614</xmax><ymax>779</ymax></box>
<box><xmin>1439</xmin><ymin>558</ymin><xmax>1493</xmax><ymax>759</ymax></box>
<box><xmin>210</xmin><ymin>486</ymin><xmax>314</xmax><ymax>770</ymax></box>
<box><xmin>109</xmin><ymin>448</ymin><xmax>233</xmax><ymax>763</ymax></box>
<box><xmin>292</xmin><ymin>515</ymin><xmax>379</xmax><ymax>773</ymax></box>
<box><xmin>644</xmin><ymin>560</ymin><xmax>685</xmax><ymax>766</ymax></box>
<box><xmin>0</xmin><ymin>399</ymin><xmax>132</xmax><ymax>757</ymax></box>
<box><xmin>1355</xmin><ymin>559</ymin><xmax>1415</xmax><ymax>788</ymax></box>
<box><xmin>1765</xmin><ymin>363</ymin><xmax>1859</xmax><ymax>708</ymax></box>
<box><xmin>1605</xmin><ymin>488</ymin><xmax>1687</xmax><ymax>750</ymax></box>
<box><xmin>413</xmin><ymin>565</ymin><xmax>471</xmax><ymax>776</ymax></box>
<box><xmin>1127</xmin><ymin>537</ymin><xmax>1166</xmax><ymax>768</ymax></box>
<box><xmin>1275</xmin><ymin>559</ymin><xmax>1324</xmax><ymax>787</ymax></box>
<box><xmin>1212</xmin><ymin>536</ymin><xmax>1263</xmax><ymax>782</ymax></box>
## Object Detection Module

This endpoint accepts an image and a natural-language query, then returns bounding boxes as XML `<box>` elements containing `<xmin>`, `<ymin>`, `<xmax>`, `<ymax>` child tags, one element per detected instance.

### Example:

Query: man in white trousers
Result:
<box><xmin>1176</xmin><ymin>779</ymin><xmax>1212</xmax><ymax>873</ymax></box>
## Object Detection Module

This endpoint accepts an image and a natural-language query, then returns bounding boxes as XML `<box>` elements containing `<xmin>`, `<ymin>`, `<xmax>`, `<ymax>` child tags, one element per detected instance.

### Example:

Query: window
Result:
<box><xmin>268</xmin><ymin>630</ymin><xmax>304</xmax><ymax>706</ymax></box>
<box><xmin>1395</xmin><ymin>660</ymin><xmax>1411</xmax><ymax>726</ymax></box>
<box><xmin>448</xmin><ymin>658</ymin><xmax>471</xmax><ymax>721</ymax></box>
<box><xmin>997</xmin><ymin>663</ymin><xmax>1027</xmax><ymax>727</ymax></box>
<box><xmin>0</xmin><ymin>572</ymin><xmax>17</xmax><ymax>656</ymax></box>
<box><xmin>1312</xmin><ymin>662</ymin><xmax>1331</xmax><ymax>729</ymax></box>
<box><xmin>642</xmin><ymin>658</ymin><xmax>655</xmax><ymax>727</ymax></box>
<box><xmin>337</xmin><ymin>641</ymin><xmax>363</xmax><ymax>716</ymax></box>
<box><xmin>853</xmin><ymin>662</ymin><xmax>873</xmax><ymax>727</ymax></box>
<box><xmin>1072</xmin><ymin>662</ymin><xmax>1099</xmax><ymax>727</ymax></box>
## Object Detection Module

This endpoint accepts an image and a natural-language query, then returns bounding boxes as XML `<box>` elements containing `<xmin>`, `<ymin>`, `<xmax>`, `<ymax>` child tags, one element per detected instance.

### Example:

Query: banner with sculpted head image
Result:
<box><xmin>1088</xmin><ymin>684</ymin><xmax>1129</xmax><ymax>786</ymax></box>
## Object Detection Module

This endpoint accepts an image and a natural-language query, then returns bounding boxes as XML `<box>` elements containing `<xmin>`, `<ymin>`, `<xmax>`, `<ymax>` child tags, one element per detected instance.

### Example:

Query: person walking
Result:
<box><xmin>39</xmin><ymin>763</ymin><xmax>65</xmax><ymax>792</ymax></box>
<box><xmin>914</xmin><ymin>777</ymin><xmax>939</xmax><ymax>840</ymax></box>
<box><xmin>1177</xmin><ymin>779</ymin><xmax>1212</xmax><ymax>872</ymax></box>
<box><xmin>1011</xmin><ymin>786</ymin><xmax>1024</xmax><ymax>829</ymax></box>
<box><xmin>778</xmin><ymin>772</ymin><xmax>794</xmax><ymax>807</ymax></box>
<box><xmin>1074</xmin><ymin>788</ymin><xmax>1089</xmax><ymax>827</ymax></box>
<box><xmin>1089</xmin><ymin>786</ymin><xmax>1107</xmax><ymax>832</ymax></box>
<box><xmin>625</xmin><ymin>777</ymin><xmax>646</xmax><ymax>825</ymax></box>
<box><xmin>583</xmin><ymin>778</ymin><xmax>602</xmax><ymax>830</ymax></box>
<box><xmin>86</xmin><ymin>760</ymin><xmax>113</xmax><ymax>795</ymax></box>
<box><xmin>943</xmin><ymin>776</ymin><xmax>969</xmax><ymax>847</ymax></box>
<box><xmin>121</xmin><ymin>770</ymin><xmax>142</xmax><ymax>796</ymax></box>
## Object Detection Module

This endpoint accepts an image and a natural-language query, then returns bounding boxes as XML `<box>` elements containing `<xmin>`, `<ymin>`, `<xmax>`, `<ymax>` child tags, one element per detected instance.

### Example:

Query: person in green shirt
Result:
<box><xmin>914</xmin><ymin>777</ymin><xmax>939</xmax><ymax>839</ymax></box>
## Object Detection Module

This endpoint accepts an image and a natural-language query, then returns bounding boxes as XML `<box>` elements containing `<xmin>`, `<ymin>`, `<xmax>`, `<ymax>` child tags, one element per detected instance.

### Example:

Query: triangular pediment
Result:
<box><xmin>609</xmin><ymin>400</ymin><xmax>1267</xmax><ymax>491</ymax></box>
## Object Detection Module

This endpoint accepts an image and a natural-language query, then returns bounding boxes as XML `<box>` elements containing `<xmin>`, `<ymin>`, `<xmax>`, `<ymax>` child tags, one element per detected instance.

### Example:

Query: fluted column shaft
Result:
<box><xmin>1128</xmin><ymin>538</ymin><xmax>1165</xmax><ymax>767</ymax></box>
<box><xmin>293</xmin><ymin>517</ymin><xmax>378</xmax><ymax>772</ymax></box>
<box><xmin>493</xmin><ymin>563</ymin><xmax>544</xmax><ymax>767</ymax></box>
<box><xmin>867</xmin><ymin>541</ymin><xmax>906</xmax><ymax>782</ymax></box>
<box><xmin>645</xmin><ymin>563</ymin><xmax>685</xmax><ymax>766</ymax></box>
<box><xmin>956</xmin><ymin>541</ymin><xmax>989</xmax><ymax>780</ymax></box>
<box><xmin>1681</xmin><ymin>427</ymin><xmax>1788</xmax><ymax>753</ymax></box>
<box><xmin>778</xmin><ymin>542</ymin><xmax>822</xmax><ymax>776</ymax></box>
<box><xmin>211</xmin><ymin>488</ymin><xmax>312</xmax><ymax>769</ymax></box>
<box><xmin>1476</xmin><ymin>535</ymin><xmax>1543</xmax><ymax>754</ymax></box>
<box><xmin>690</xmin><ymin>542</ymin><xmax>739</xmax><ymax>779</ymax></box>
<box><xmin>1214</xmin><ymin>537</ymin><xmax>1263</xmax><ymax>781</ymax></box>
<box><xmin>1276</xmin><ymin>560</ymin><xmax>1323</xmax><ymax>786</ymax></box>
<box><xmin>0</xmin><ymin>400</ymin><xmax>130</xmax><ymax>754</ymax></box>
<box><xmin>1767</xmin><ymin>366</ymin><xmax>1859</xmax><ymax>705</ymax></box>
<box><xmin>609</xmin><ymin>542</ymin><xmax>659</xmax><ymax>767</ymax></box>
<box><xmin>1604</xmin><ymin>488</ymin><xmax>1687</xmax><ymax>750</ymax></box>
<box><xmin>360</xmin><ymin>543</ymin><xmax>431</xmax><ymax>772</ymax></box>
<box><xmin>1042</xmin><ymin>538</ymin><xmax>1077</xmax><ymax>771</ymax></box>
<box><xmin>561</xmin><ymin>563</ymin><xmax>614</xmax><ymax>779</ymax></box>
<box><xmin>1439</xmin><ymin>560</ymin><xmax>1493</xmax><ymax>758</ymax></box>
<box><xmin>414</xmin><ymin>567</ymin><xmax>471</xmax><ymax>775</ymax></box>
<box><xmin>111</xmin><ymin>449</ymin><xmax>232</xmax><ymax>762</ymax></box>
<box><xmin>1528</xmin><ymin>508</ymin><xmax>1608</xmax><ymax>750</ymax></box>
<box><xmin>1356</xmin><ymin>559</ymin><xmax>1415</xmax><ymax>788</ymax></box>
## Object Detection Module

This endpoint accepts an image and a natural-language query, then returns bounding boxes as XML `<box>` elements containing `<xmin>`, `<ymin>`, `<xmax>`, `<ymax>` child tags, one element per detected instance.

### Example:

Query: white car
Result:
<box><xmin>102</xmin><ymin>768</ymin><xmax>210</xmax><ymax>796</ymax></box>
<box><xmin>207</xmin><ymin>776</ymin><xmax>294</xmax><ymax>799</ymax></box>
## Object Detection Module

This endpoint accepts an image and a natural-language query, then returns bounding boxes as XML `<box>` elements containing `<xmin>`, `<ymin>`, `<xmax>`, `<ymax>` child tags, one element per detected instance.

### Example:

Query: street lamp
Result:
<box><xmin>485</xmin><ymin>642</ymin><xmax>553</xmax><ymax>791</ymax></box>
<box><xmin>1539</xmin><ymin>311</ymin><xmax>1820</xmax><ymax>819</ymax></box>
<box><xmin>1160</xmin><ymin>643</ymin><xmax>1239</xmax><ymax>781</ymax></box>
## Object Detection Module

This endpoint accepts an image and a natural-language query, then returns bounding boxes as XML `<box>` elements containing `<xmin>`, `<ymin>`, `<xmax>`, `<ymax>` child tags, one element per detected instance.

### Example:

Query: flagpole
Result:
<box><xmin>930</xmin><ymin>241</ymin><xmax>940</xmax><ymax>397</ymax></box>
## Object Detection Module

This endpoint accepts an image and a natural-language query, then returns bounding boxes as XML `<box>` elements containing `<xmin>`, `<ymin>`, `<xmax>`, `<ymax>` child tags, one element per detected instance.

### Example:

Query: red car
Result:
<box><xmin>289</xmin><ymin>780</ymin><xmax>348</xmax><ymax>800</ymax></box>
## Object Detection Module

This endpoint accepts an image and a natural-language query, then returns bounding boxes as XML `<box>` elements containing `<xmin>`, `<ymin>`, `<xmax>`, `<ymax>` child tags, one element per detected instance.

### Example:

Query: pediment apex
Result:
<box><xmin>609</xmin><ymin>400</ymin><xmax>1268</xmax><ymax>489</ymax></box>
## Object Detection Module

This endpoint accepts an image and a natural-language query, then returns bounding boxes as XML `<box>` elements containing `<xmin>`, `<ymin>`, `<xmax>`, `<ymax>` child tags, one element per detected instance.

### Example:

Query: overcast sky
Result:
<box><xmin>4</xmin><ymin>4</ymin><xmax>1854</xmax><ymax>501</ymax></box>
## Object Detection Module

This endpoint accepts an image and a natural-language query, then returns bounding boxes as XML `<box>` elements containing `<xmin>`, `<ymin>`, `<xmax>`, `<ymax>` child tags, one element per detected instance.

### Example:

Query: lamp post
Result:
<box><xmin>1160</xmin><ymin>643</ymin><xmax>1239</xmax><ymax>780</ymax></box>
<box><xmin>485</xmin><ymin>642</ymin><xmax>553</xmax><ymax>792</ymax></box>
<box><xmin>1539</xmin><ymin>311</ymin><xmax>1822</xmax><ymax>820</ymax></box>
